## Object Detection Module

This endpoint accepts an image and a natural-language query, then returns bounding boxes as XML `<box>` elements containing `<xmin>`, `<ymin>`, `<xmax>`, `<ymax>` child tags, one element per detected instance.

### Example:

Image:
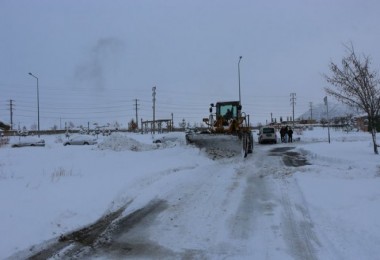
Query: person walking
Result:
<box><xmin>288</xmin><ymin>127</ymin><xmax>293</xmax><ymax>143</ymax></box>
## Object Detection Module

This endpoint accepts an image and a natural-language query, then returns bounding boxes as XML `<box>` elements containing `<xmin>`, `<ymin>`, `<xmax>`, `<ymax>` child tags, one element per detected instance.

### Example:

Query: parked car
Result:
<box><xmin>258</xmin><ymin>126</ymin><xmax>277</xmax><ymax>144</ymax></box>
<box><xmin>11</xmin><ymin>137</ymin><xmax>45</xmax><ymax>147</ymax></box>
<box><xmin>63</xmin><ymin>136</ymin><xmax>97</xmax><ymax>146</ymax></box>
<box><xmin>153</xmin><ymin>135</ymin><xmax>179</xmax><ymax>144</ymax></box>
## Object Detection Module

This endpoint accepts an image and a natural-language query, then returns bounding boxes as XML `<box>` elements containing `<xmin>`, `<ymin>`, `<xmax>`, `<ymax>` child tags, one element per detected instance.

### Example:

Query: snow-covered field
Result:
<box><xmin>1</xmin><ymin>127</ymin><xmax>380</xmax><ymax>259</ymax></box>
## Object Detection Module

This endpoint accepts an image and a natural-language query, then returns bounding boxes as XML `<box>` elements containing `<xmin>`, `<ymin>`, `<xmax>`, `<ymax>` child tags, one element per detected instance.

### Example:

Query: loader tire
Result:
<box><xmin>242</xmin><ymin>133</ymin><xmax>249</xmax><ymax>158</ymax></box>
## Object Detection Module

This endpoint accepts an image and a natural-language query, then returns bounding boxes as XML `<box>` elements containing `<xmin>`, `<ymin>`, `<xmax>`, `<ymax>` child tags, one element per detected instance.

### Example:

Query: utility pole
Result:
<box><xmin>309</xmin><ymin>102</ymin><xmax>313</xmax><ymax>121</ymax></box>
<box><xmin>134</xmin><ymin>99</ymin><xmax>139</xmax><ymax>129</ymax></box>
<box><xmin>152</xmin><ymin>86</ymin><xmax>156</xmax><ymax>134</ymax></box>
<box><xmin>9</xmin><ymin>99</ymin><xmax>14</xmax><ymax>130</ymax></box>
<box><xmin>290</xmin><ymin>93</ymin><xmax>296</xmax><ymax>127</ymax></box>
<box><xmin>171</xmin><ymin>113</ymin><xmax>174</xmax><ymax>131</ymax></box>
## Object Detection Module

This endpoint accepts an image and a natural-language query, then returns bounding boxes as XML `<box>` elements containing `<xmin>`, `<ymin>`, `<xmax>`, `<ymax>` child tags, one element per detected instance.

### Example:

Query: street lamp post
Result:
<box><xmin>28</xmin><ymin>72</ymin><xmax>40</xmax><ymax>137</ymax></box>
<box><xmin>238</xmin><ymin>56</ymin><xmax>242</xmax><ymax>105</ymax></box>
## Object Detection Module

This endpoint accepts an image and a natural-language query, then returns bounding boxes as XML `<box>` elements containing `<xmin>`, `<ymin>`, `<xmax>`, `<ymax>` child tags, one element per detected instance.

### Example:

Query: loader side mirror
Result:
<box><xmin>238</xmin><ymin>105</ymin><xmax>242</xmax><ymax>111</ymax></box>
<box><xmin>210</xmin><ymin>105</ymin><xmax>214</xmax><ymax>113</ymax></box>
<box><xmin>209</xmin><ymin>103</ymin><xmax>214</xmax><ymax>113</ymax></box>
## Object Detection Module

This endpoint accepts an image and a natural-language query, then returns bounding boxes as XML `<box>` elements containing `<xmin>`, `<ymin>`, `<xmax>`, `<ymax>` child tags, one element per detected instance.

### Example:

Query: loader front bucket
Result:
<box><xmin>186</xmin><ymin>132</ymin><xmax>251</xmax><ymax>158</ymax></box>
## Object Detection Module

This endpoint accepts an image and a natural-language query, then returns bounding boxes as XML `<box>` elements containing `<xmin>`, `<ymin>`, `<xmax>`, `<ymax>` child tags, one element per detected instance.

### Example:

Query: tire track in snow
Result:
<box><xmin>272</xmin><ymin>147</ymin><xmax>320</xmax><ymax>260</ymax></box>
<box><xmin>229</xmin><ymin>145</ymin><xmax>320</xmax><ymax>259</ymax></box>
<box><xmin>228</xmin><ymin>148</ymin><xmax>284</xmax><ymax>258</ymax></box>
<box><xmin>280</xmin><ymin>179</ymin><xmax>320</xmax><ymax>260</ymax></box>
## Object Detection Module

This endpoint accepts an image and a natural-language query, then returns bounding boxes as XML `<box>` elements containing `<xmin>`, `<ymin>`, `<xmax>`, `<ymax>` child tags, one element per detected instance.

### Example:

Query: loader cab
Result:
<box><xmin>208</xmin><ymin>101</ymin><xmax>242</xmax><ymax>127</ymax></box>
<box><xmin>214</xmin><ymin>101</ymin><xmax>241</xmax><ymax>120</ymax></box>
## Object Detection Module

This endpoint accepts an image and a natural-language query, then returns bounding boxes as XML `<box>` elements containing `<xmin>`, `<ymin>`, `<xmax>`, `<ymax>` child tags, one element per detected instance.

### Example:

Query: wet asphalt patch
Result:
<box><xmin>21</xmin><ymin>199</ymin><xmax>171</xmax><ymax>259</ymax></box>
<box><xmin>269</xmin><ymin>147</ymin><xmax>310</xmax><ymax>167</ymax></box>
<box><xmin>25</xmin><ymin>203</ymin><xmax>130</xmax><ymax>260</ymax></box>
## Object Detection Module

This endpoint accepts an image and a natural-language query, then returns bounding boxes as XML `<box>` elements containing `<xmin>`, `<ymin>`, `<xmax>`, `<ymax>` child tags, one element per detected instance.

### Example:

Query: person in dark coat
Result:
<box><xmin>288</xmin><ymin>127</ymin><xmax>294</xmax><ymax>143</ymax></box>
<box><xmin>280</xmin><ymin>127</ymin><xmax>286</xmax><ymax>142</ymax></box>
<box><xmin>284</xmin><ymin>125</ymin><xmax>289</xmax><ymax>143</ymax></box>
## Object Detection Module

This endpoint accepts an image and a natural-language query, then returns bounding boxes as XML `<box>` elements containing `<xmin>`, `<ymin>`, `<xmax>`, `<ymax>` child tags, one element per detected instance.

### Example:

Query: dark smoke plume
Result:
<box><xmin>74</xmin><ymin>37</ymin><xmax>125</xmax><ymax>90</ymax></box>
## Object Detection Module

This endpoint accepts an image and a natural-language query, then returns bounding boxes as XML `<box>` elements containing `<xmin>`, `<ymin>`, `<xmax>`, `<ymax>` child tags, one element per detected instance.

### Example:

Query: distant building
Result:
<box><xmin>298</xmin><ymin>119</ymin><xmax>317</xmax><ymax>125</ymax></box>
<box><xmin>354</xmin><ymin>115</ymin><xmax>380</xmax><ymax>132</ymax></box>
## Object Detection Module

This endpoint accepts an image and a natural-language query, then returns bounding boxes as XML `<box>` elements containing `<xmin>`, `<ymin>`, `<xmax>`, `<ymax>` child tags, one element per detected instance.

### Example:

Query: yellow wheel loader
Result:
<box><xmin>186</xmin><ymin>101</ymin><xmax>253</xmax><ymax>158</ymax></box>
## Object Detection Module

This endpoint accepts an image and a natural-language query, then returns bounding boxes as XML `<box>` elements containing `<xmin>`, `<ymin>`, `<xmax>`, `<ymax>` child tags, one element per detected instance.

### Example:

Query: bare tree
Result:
<box><xmin>324</xmin><ymin>44</ymin><xmax>380</xmax><ymax>154</ymax></box>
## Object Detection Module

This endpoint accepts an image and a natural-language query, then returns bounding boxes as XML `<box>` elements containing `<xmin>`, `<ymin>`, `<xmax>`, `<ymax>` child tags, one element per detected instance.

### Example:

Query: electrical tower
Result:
<box><xmin>290</xmin><ymin>93</ymin><xmax>296</xmax><ymax>127</ymax></box>
<box><xmin>134</xmin><ymin>99</ymin><xmax>140</xmax><ymax>129</ymax></box>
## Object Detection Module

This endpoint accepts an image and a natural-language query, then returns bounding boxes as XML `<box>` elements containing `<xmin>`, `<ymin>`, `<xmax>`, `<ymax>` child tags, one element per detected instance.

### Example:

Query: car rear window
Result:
<box><xmin>262</xmin><ymin>128</ymin><xmax>275</xmax><ymax>134</ymax></box>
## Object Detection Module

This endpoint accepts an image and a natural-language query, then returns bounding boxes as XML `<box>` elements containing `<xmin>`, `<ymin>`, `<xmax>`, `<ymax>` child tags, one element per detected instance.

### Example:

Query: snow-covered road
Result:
<box><xmin>89</xmin><ymin>145</ymin><xmax>320</xmax><ymax>259</ymax></box>
<box><xmin>3</xmin><ymin>129</ymin><xmax>380</xmax><ymax>259</ymax></box>
<box><xmin>19</xmin><ymin>143</ymin><xmax>321</xmax><ymax>259</ymax></box>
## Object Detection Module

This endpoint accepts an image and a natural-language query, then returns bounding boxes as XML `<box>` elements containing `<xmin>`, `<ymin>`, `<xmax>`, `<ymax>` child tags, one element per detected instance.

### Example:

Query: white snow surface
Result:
<box><xmin>1</xmin><ymin>128</ymin><xmax>380</xmax><ymax>259</ymax></box>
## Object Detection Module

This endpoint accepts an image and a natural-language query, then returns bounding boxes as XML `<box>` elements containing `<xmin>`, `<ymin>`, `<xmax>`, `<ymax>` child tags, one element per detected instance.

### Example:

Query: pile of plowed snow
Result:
<box><xmin>97</xmin><ymin>133</ymin><xmax>158</xmax><ymax>152</ymax></box>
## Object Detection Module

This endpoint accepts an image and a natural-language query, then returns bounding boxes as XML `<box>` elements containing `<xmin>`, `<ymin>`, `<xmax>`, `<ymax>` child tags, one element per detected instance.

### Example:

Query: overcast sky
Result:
<box><xmin>1</xmin><ymin>0</ymin><xmax>380</xmax><ymax>129</ymax></box>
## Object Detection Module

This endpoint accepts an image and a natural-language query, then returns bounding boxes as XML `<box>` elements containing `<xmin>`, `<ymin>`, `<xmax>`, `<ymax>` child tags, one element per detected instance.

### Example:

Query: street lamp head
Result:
<box><xmin>28</xmin><ymin>72</ymin><xmax>38</xmax><ymax>79</ymax></box>
<box><xmin>239</xmin><ymin>56</ymin><xmax>242</xmax><ymax>59</ymax></box>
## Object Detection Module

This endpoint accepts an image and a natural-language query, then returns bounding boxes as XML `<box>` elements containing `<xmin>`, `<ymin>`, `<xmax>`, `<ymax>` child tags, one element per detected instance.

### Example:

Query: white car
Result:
<box><xmin>11</xmin><ymin>137</ymin><xmax>45</xmax><ymax>147</ymax></box>
<box><xmin>63</xmin><ymin>136</ymin><xmax>97</xmax><ymax>146</ymax></box>
<box><xmin>258</xmin><ymin>126</ymin><xmax>277</xmax><ymax>144</ymax></box>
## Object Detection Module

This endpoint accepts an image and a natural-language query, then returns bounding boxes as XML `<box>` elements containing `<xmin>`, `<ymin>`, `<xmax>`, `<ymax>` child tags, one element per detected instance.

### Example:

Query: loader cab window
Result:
<box><xmin>219</xmin><ymin>104</ymin><xmax>237</xmax><ymax>120</ymax></box>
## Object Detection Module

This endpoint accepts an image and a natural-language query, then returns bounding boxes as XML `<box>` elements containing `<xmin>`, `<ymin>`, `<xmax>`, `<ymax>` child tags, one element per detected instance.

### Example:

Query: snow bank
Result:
<box><xmin>292</xmin><ymin>127</ymin><xmax>380</xmax><ymax>260</ymax></box>
<box><xmin>97</xmin><ymin>133</ymin><xmax>158</xmax><ymax>152</ymax></box>
<box><xmin>97</xmin><ymin>132</ymin><xmax>184</xmax><ymax>152</ymax></box>
<box><xmin>295</xmin><ymin>126</ymin><xmax>370</xmax><ymax>143</ymax></box>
